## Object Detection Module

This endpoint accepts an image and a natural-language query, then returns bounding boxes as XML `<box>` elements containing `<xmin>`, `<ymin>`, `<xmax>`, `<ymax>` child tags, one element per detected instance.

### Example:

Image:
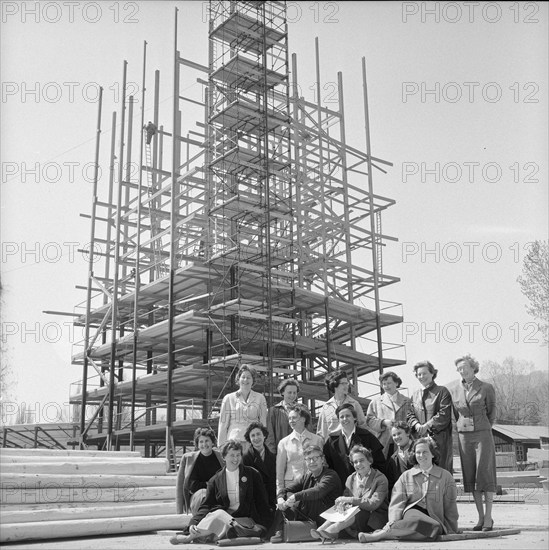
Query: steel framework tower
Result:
<box><xmin>70</xmin><ymin>1</ymin><xmax>404</xmax><ymax>464</ymax></box>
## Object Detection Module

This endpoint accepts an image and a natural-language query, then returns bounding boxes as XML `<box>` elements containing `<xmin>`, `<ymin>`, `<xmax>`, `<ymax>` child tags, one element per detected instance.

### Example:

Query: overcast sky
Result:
<box><xmin>1</xmin><ymin>1</ymin><xmax>548</xmax><ymax>424</ymax></box>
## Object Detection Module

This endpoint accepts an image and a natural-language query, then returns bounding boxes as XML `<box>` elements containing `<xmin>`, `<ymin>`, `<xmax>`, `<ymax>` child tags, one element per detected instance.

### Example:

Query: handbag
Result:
<box><xmin>228</xmin><ymin>517</ymin><xmax>265</xmax><ymax>538</ymax></box>
<box><xmin>283</xmin><ymin>516</ymin><xmax>317</xmax><ymax>543</ymax></box>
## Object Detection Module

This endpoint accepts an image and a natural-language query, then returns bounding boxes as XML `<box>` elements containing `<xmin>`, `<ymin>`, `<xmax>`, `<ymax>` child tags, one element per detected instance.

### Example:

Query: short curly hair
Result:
<box><xmin>454</xmin><ymin>354</ymin><xmax>480</xmax><ymax>374</ymax></box>
<box><xmin>335</xmin><ymin>402</ymin><xmax>357</xmax><ymax>421</ymax></box>
<box><xmin>288</xmin><ymin>403</ymin><xmax>312</xmax><ymax>427</ymax></box>
<box><xmin>413</xmin><ymin>360</ymin><xmax>438</xmax><ymax>380</ymax></box>
<box><xmin>278</xmin><ymin>378</ymin><xmax>300</xmax><ymax>395</ymax></box>
<box><xmin>244</xmin><ymin>421</ymin><xmax>269</xmax><ymax>443</ymax></box>
<box><xmin>410</xmin><ymin>437</ymin><xmax>440</xmax><ymax>466</ymax></box>
<box><xmin>325</xmin><ymin>369</ymin><xmax>349</xmax><ymax>393</ymax></box>
<box><xmin>236</xmin><ymin>364</ymin><xmax>258</xmax><ymax>384</ymax></box>
<box><xmin>349</xmin><ymin>445</ymin><xmax>373</xmax><ymax>464</ymax></box>
<box><xmin>379</xmin><ymin>371</ymin><xmax>403</xmax><ymax>388</ymax></box>
<box><xmin>220</xmin><ymin>439</ymin><xmax>244</xmax><ymax>458</ymax></box>
<box><xmin>193</xmin><ymin>427</ymin><xmax>217</xmax><ymax>448</ymax></box>
<box><xmin>391</xmin><ymin>420</ymin><xmax>412</xmax><ymax>435</ymax></box>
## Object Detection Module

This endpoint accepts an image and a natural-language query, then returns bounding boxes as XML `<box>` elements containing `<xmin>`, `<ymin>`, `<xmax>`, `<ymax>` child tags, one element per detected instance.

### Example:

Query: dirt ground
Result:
<box><xmin>3</xmin><ymin>500</ymin><xmax>548</xmax><ymax>550</ymax></box>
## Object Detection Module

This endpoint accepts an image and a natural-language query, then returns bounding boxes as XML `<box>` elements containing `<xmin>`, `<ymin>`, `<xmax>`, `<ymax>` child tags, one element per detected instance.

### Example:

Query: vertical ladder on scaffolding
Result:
<box><xmin>375</xmin><ymin>210</ymin><xmax>383</xmax><ymax>276</ymax></box>
<box><xmin>167</xmin><ymin>430</ymin><xmax>178</xmax><ymax>472</ymax></box>
<box><xmin>144</xmin><ymin>139</ymin><xmax>163</xmax><ymax>277</ymax></box>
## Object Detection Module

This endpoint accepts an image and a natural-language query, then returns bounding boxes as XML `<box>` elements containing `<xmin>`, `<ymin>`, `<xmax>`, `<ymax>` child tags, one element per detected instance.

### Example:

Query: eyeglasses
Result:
<box><xmin>305</xmin><ymin>455</ymin><xmax>322</xmax><ymax>463</ymax></box>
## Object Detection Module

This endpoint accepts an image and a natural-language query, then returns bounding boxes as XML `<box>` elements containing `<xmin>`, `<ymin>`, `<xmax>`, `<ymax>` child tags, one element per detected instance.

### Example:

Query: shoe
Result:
<box><xmin>472</xmin><ymin>521</ymin><xmax>484</xmax><ymax>531</ymax></box>
<box><xmin>270</xmin><ymin>530</ymin><xmax>284</xmax><ymax>543</ymax></box>
<box><xmin>169</xmin><ymin>534</ymin><xmax>193</xmax><ymax>545</ymax></box>
<box><xmin>358</xmin><ymin>529</ymin><xmax>386</xmax><ymax>543</ymax></box>
<box><xmin>482</xmin><ymin>519</ymin><xmax>494</xmax><ymax>532</ymax></box>
<box><xmin>310</xmin><ymin>529</ymin><xmax>337</xmax><ymax>544</ymax></box>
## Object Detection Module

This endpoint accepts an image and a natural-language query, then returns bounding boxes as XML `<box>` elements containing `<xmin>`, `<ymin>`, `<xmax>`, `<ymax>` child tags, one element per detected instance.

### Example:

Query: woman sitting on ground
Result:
<box><xmin>357</xmin><ymin>437</ymin><xmax>459</xmax><ymax>543</ymax></box>
<box><xmin>311</xmin><ymin>445</ymin><xmax>389</xmax><ymax>543</ymax></box>
<box><xmin>175</xmin><ymin>427</ymin><xmax>224</xmax><ymax>515</ymax></box>
<box><xmin>243</xmin><ymin>422</ymin><xmax>276</xmax><ymax>509</ymax></box>
<box><xmin>170</xmin><ymin>440</ymin><xmax>273</xmax><ymax>545</ymax></box>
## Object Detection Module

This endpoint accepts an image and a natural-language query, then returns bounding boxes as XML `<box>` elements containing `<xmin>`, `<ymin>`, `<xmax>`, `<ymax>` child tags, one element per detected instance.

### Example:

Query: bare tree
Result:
<box><xmin>517</xmin><ymin>240</ymin><xmax>549</xmax><ymax>344</ymax></box>
<box><xmin>1</xmin><ymin>278</ymin><xmax>15</xmax><ymax>417</ymax></box>
<box><xmin>484</xmin><ymin>356</ymin><xmax>549</xmax><ymax>426</ymax></box>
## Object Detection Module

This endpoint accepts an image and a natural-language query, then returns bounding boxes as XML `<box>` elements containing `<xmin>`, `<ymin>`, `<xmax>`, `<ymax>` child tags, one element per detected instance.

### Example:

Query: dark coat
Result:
<box><xmin>176</xmin><ymin>450</ymin><xmax>224</xmax><ymax>514</ymax></box>
<box><xmin>323</xmin><ymin>426</ymin><xmax>388</xmax><ymax>486</ymax></box>
<box><xmin>190</xmin><ymin>464</ymin><xmax>273</xmax><ymax>529</ymax></box>
<box><xmin>407</xmin><ymin>382</ymin><xmax>454</xmax><ymax>473</ymax></box>
<box><xmin>265</xmin><ymin>401</ymin><xmax>292</xmax><ymax>454</ymax></box>
<box><xmin>243</xmin><ymin>445</ymin><xmax>276</xmax><ymax>508</ymax></box>
<box><xmin>278</xmin><ymin>466</ymin><xmax>342</xmax><ymax>526</ymax></box>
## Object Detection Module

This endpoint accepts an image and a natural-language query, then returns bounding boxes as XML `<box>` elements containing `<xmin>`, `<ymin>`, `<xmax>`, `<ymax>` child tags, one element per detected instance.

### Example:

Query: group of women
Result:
<box><xmin>171</xmin><ymin>354</ymin><xmax>498</xmax><ymax>544</ymax></box>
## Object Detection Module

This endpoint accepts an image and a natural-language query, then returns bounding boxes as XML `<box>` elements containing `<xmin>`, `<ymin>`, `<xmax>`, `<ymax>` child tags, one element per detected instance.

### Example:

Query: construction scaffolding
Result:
<box><xmin>69</xmin><ymin>1</ymin><xmax>404</xmax><ymax>465</ymax></box>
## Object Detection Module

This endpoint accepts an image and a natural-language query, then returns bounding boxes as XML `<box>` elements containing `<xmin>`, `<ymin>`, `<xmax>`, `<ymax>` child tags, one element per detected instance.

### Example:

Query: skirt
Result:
<box><xmin>458</xmin><ymin>429</ymin><xmax>497</xmax><ymax>492</ymax></box>
<box><xmin>196</xmin><ymin>509</ymin><xmax>234</xmax><ymax>539</ymax></box>
<box><xmin>390</xmin><ymin>508</ymin><xmax>442</xmax><ymax>541</ymax></box>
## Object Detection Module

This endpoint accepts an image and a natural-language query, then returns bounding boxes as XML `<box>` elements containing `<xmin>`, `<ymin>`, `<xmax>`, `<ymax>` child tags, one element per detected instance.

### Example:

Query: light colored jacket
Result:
<box><xmin>275</xmin><ymin>429</ymin><xmax>324</xmax><ymax>493</ymax></box>
<box><xmin>175</xmin><ymin>450</ymin><xmax>224</xmax><ymax>514</ymax></box>
<box><xmin>345</xmin><ymin>468</ymin><xmax>389</xmax><ymax>530</ymax></box>
<box><xmin>389</xmin><ymin>465</ymin><xmax>459</xmax><ymax>534</ymax></box>
<box><xmin>217</xmin><ymin>389</ymin><xmax>267</xmax><ymax>446</ymax></box>
<box><xmin>366</xmin><ymin>391</ymin><xmax>410</xmax><ymax>454</ymax></box>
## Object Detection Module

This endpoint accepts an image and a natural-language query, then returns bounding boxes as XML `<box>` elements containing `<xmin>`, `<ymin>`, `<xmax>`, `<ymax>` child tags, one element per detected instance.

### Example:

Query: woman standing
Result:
<box><xmin>170</xmin><ymin>440</ymin><xmax>272</xmax><ymax>545</ymax></box>
<box><xmin>217</xmin><ymin>365</ymin><xmax>267</xmax><ymax>447</ymax></box>
<box><xmin>317</xmin><ymin>369</ymin><xmax>367</xmax><ymax>440</ymax></box>
<box><xmin>265</xmin><ymin>378</ymin><xmax>300</xmax><ymax>454</ymax></box>
<box><xmin>276</xmin><ymin>404</ymin><xmax>323</xmax><ymax>492</ymax></box>
<box><xmin>175</xmin><ymin>428</ymin><xmax>224</xmax><ymax>515</ymax></box>
<box><xmin>243</xmin><ymin>422</ymin><xmax>276</xmax><ymax>509</ymax></box>
<box><xmin>311</xmin><ymin>445</ymin><xmax>389</xmax><ymax>542</ymax></box>
<box><xmin>366</xmin><ymin>371</ymin><xmax>410</xmax><ymax>457</ymax></box>
<box><xmin>357</xmin><ymin>438</ymin><xmax>459</xmax><ymax>542</ymax></box>
<box><xmin>452</xmin><ymin>354</ymin><xmax>497</xmax><ymax>531</ymax></box>
<box><xmin>407</xmin><ymin>360</ymin><xmax>454</xmax><ymax>473</ymax></box>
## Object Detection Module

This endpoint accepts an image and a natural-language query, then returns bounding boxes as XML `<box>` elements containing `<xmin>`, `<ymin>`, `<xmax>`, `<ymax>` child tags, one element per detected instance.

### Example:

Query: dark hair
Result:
<box><xmin>413</xmin><ymin>360</ymin><xmax>438</xmax><ymax>381</ymax></box>
<box><xmin>349</xmin><ymin>444</ymin><xmax>373</xmax><ymax>464</ymax></box>
<box><xmin>220</xmin><ymin>439</ymin><xmax>244</xmax><ymax>458</ymax></box>
<box><xmin>454</xmin><ymin>354</ymin><xmax>480</xmax><ymax>374</ymax></box>
<box><xmin>244</xmin><ymin>422</ymin><xmax>269</xmax><ymax>443</ymax></box>
<box><xmin>303</xmin><ymin>444</ymin><xmax>324</xmax><ymax>457</ymax></box>
<box><xmin>288</xmin><ymin>403</ymin><xmax>312</xmax><ymax>427</ymax></box>
<box><xmin>336</xmin><ymin>402</ymin><xmax>357</xmax><ymax>421</ymax></box>
<box><xmin>379</xmin><ymin>371</ymin><xmax>402</xmax><ymax>388</ymax></box>
<box><xmin>236</xmin><ymin>364</ymin><xmax>258</xmax><ymax>384</ymax></box>
<box><xmin>410</xmin><ymin>437</ymin><xmax>440</xmax><ymax>466</ymax></box>
<box><xmin>391</xmin><ymin>421</ymin><xmax>412</xmax><ymax>435</ymax></box>
<box><xmin>278</xmin><ymin>378</ymin><xmax>301</xmax><ymax>395</ymax></box>
<box><xmin>325</xmin><ymin>369</ymin><xmax>349</xmax><ymax>393</ymax></box>
<box><xmin>193</xmin><ymin>427</ymin><xmax>217</xmax><ymax>448</ymax></box>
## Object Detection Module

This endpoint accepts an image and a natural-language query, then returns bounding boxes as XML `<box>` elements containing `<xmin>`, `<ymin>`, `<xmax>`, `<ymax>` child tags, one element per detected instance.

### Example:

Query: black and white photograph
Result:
<box><xmin>1</xmin><ymin>1</ymin><xmax>547</xmax><ymax>547</ymax></box>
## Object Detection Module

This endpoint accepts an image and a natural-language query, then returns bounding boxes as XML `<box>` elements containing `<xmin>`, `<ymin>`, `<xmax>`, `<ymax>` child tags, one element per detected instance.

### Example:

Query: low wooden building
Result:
<box><xmin>493</xmin><ymin>424</ymin><xmax>549</xmax><ymax>470</ymax></box>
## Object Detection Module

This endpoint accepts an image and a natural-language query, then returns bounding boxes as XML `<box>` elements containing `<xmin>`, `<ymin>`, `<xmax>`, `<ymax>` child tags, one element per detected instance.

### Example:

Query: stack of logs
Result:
<box><xmin>0</xmin><ymin>448</ymin><xmax>187</xmax><ymax>543</ymax></box>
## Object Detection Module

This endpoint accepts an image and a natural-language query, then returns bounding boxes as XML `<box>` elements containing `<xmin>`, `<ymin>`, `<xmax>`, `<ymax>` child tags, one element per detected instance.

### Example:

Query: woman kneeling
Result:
<box><xmin>358</xmin><ymin>437</ymin><xmax>459</xmax><ymax>543</ymax></box>
<box><xmin>170</xmin><ymin>439</ymin><xmax>272</xmax><ymax>544</ymax></box>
